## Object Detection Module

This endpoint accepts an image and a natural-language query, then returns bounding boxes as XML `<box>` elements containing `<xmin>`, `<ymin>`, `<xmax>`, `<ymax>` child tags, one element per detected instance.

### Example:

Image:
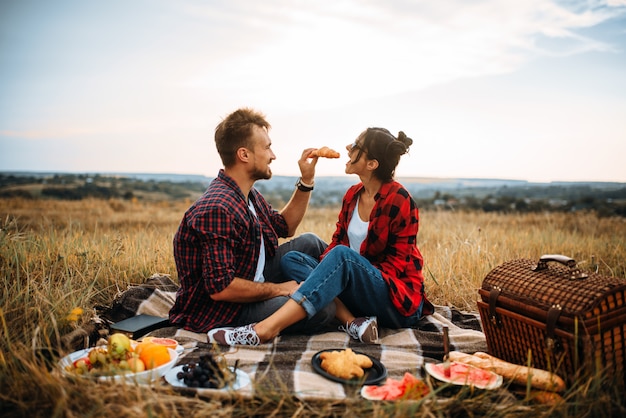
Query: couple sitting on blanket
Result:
<box><xmin>169</xmin><ymin>108</ymin><xmax>433</xmax><ymax>347</ymax></box>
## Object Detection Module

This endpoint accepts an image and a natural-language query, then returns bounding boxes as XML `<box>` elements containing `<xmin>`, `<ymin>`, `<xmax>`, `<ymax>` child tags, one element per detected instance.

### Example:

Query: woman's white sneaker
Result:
<box><xmin>339</xmin><ymin>316</ymin><xmax>378</xmax><ymax>344</ymax></box>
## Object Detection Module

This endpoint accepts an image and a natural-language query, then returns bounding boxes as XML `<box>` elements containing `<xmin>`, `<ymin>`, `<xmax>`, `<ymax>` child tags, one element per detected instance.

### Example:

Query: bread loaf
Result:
<box><xmin>449</xmin><ymin>351</ymin><xmax>566</xmax><ymax>392</ymax></box>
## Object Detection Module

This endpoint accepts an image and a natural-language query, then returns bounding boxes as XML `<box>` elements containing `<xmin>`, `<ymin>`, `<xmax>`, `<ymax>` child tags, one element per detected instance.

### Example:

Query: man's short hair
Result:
<box><xmin>215</xmin><ymin>108</ymin><xmax>271</xmax><ymax>167</ymax></box>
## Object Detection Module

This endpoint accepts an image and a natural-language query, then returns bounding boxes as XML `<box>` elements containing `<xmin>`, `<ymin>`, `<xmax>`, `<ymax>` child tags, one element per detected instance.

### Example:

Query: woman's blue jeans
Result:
<box><xmin>281</xmin><ymin>245</ymin><xmax>423</xmax><ymax>329</ymax></box>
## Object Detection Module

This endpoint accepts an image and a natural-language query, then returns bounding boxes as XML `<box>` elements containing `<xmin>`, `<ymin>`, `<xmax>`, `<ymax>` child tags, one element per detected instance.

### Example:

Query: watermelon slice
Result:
<box><xmin>361</xmin><ymin>372</ymin><xmax>430</xmax><ymax>401</ymax></box>
<box><xmin>425</xmin><ymin>361</ymin><xmax>502</xmax><ymax>390</ymax></box>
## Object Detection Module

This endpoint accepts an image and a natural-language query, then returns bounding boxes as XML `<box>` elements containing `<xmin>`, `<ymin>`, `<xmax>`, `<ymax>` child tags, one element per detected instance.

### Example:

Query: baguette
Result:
<box><xmin>527</xmin><ymin>390</ymin><xmax>565</xmax><ymax>405</ymax></box>
<box><xmin>448</xmin><ymin>351</ymin><xmax>566</xmax><ymax>392</ymax></box>
<box><xmin>310</xmin><ymin>146</ymin><xmax>340</xmax><ymax>158</ymax></box>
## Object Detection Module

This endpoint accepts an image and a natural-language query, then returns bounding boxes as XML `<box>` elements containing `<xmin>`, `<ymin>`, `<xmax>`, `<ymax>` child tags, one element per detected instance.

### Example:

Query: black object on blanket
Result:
<box><xmin>110</xmin><ymin>314</ymin><xmax>170</xmax><ymax>339</ymax></box>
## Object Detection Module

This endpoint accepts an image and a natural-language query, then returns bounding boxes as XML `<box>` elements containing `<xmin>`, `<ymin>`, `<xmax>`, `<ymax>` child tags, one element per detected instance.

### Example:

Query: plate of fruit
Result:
<box><xmin>164</xmin><ymin>354</ymin><xmax>250</xmax><ymax>391</ymax></box>
<box><xmin>60</xmin><ymin>333</ymin><xmax>178</xmax><ymax>384</ymax></box>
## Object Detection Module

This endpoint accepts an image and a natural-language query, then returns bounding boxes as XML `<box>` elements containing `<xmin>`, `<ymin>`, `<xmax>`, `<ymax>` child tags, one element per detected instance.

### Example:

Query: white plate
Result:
<box><xmin>164</xmin><ymin>365</ymin><xmax>250</xmax><ymax>391</ymax></box>
<box><xmin>424</xmin><ymin>361</ymin><xmax>503</xmax><ymax>390</ymax></box>
<box><xmin>360</xmin><ymin>385</ymin><xmax>383</xmax><ymax>401</ymax></box>
<box><xmin>59</xmin><ymin>346</ymin><xmax>178</xmax><ymax>384</ymax></box>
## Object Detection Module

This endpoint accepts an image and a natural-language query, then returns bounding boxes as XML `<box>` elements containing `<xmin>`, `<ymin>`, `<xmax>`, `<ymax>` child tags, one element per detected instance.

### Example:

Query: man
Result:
<box><xmin>169</xmin><ymin>108</ymin><xmax>335</xmax><ymax>336</ymax></box>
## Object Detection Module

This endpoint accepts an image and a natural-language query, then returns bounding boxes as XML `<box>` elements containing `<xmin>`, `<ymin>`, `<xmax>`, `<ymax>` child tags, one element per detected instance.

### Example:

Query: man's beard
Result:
<box><xmin>251</xmin><ymin>165</ymin><xmax>272</xmax><ymax>181</ymax></box>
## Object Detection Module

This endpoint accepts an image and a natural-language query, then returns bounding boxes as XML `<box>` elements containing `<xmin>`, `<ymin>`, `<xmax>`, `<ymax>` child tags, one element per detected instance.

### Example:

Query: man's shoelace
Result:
<box><xmin>227</xmin><ymin>325</ymin><xmax>260</xmax><ymax>345</ymax></box>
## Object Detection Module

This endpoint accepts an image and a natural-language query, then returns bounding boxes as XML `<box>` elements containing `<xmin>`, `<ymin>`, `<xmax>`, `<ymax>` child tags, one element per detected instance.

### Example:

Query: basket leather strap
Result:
<box><xmin>545</xmin><ymin>304</ymin><xmax>563</xmax><ymax>351</ymax></box>
<box><xmin>488</xmin><ymin>286</ymin><xmax>502</xmax><ymax>326</ymax></box>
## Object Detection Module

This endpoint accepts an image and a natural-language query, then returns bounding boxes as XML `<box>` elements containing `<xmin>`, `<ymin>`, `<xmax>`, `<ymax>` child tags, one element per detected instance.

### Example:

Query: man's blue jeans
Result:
<box><xmin>233</xmin><ymin>232</ymin><xmax>336</xmax><ymax>334</ymax></box>
<box><xmin>282</xmin><ymin>245</ymin><xmax>424</xmax><ymax>329</ymax></box>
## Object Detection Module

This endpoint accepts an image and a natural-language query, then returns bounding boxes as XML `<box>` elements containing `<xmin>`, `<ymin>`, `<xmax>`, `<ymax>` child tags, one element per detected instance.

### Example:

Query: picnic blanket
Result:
<box><xmin>94</xmin><ymin>274</ymin><xmax>488</xmax><ymax>400</ymax></box>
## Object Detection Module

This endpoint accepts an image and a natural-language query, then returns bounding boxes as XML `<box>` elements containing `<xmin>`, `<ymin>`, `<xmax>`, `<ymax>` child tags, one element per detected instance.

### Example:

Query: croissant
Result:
<box><xmin>319</xmin><ymin>348</ymin><xmax>373</xmax><ymax>379</ymax></box>
<box><xmin>311</xmin><ymin>146</ymin><xmax>340</xmax><ymax>158</ymax></box>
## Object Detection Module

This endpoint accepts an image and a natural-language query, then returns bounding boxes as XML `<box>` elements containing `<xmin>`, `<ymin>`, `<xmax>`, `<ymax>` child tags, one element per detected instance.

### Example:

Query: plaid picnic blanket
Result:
<box><xmin>97</xmin><ymin>274</ymin><xmax>488</xmax><ymax>400</ymax></box>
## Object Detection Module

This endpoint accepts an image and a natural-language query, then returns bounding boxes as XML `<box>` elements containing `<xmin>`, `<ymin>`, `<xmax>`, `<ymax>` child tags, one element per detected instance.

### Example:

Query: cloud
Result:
<box><xmin>4</xmin><ymin>1</ymin><xmax>624</xmax><ymax>114</ymax></box>
<box><xmin>181</xmin><ymin>0</ymin><xmax>626</xmax><ymax>110</ymax></box>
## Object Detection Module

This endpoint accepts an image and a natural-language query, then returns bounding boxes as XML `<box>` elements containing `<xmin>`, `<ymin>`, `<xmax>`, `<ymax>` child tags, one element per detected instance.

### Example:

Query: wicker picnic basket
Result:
<box><xmin>477</xmin><ymin>254</ymin><xmax>626</xmax><ymax>387</ymax></box>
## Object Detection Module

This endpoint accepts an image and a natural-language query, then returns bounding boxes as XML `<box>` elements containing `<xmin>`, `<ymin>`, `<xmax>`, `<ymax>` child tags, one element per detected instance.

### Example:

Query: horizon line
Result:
<box><xmin>1</xmin><ymin>170</ymin><xmax>625</xmax><ymax>185</ymax></box>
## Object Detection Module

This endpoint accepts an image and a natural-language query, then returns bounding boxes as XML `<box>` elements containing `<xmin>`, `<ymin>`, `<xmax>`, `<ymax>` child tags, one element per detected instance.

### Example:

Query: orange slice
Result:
<box><xmin>150</xmin><ymin>337</ymin><xmax>178</xmax><ymax>350</ymax></box>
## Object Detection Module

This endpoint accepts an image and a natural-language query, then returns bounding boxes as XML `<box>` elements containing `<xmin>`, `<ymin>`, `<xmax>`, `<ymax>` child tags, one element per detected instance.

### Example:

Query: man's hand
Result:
<box><xmin>298</xmin><ymin>148</ymin><xmax>318</xmax><ymax>184</ymax></box>
<box><xmin>276</xmin><ymin>280</ymin><xmax>302</xmax><ymax>297</ymax></box>
<box><xmin>210</xmin><ymin>278</ymin><xmax>300</xmax><ymax>303</ymax></box>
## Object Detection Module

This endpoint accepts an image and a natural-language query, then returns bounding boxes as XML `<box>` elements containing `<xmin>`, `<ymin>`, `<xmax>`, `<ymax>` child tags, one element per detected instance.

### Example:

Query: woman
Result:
<box><xmin>208</xmin><ymin>127</ymin><xmax>433</xmax><ymax>346</ymax></box>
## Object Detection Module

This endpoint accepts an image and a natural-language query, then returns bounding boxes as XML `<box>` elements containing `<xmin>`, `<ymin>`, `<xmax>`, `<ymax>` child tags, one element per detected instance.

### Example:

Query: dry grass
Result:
<box><xmin>1</xmin><ymin>198</ymin><xmax>625</xmax><ymax>417</ymax></box>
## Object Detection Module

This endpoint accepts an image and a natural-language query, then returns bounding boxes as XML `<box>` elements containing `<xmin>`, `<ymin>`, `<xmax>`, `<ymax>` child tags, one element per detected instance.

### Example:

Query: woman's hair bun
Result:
<box><xmin>397</xmin><ymin>131</ymin><xmax>413</xmax><ymax>152</ymax></box>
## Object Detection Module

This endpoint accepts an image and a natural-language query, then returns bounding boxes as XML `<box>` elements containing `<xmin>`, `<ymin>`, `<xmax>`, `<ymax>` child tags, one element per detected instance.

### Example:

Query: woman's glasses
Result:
<box><xmin>349</xmin><ymin>141</ymin><xmax>362</xmax><ymax>153</ymax></box>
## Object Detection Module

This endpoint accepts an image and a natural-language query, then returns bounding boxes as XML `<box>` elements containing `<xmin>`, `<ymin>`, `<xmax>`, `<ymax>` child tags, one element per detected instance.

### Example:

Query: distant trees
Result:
<box><xmin>0</xmin><ymin>174</ymin><xmax>206</xmax><ymax>202</ymax></box>
<box><xmin>413</xmin><ymin>190</ymin><xmax>626</xmax><ymax>218</ymax></box>
<box><xmin>1</xmin><ymin>173</ymin><xmax>625</xmax><ymax>217</ymax></box>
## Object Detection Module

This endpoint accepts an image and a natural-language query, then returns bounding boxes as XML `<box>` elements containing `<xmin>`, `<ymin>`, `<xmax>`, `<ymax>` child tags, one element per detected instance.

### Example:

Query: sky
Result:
<box><xmin>1</xmin><ymin>0</ymin><xmax>625</xmax><ymax>183</ymax></box>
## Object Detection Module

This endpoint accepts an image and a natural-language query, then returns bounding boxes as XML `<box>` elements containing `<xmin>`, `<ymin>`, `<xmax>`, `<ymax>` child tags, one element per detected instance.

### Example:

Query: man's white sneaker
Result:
<box><xmin>207</xmin><ymin>324</ymin><xmax>261</xmax><ymax>346</ymax></box>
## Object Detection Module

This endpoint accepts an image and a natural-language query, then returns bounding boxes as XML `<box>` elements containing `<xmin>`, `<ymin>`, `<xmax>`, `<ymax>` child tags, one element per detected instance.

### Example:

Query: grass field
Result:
<box><xmin>1</xmin><ymin>197</ymin><xmax>625</xmax><ymax>417</ymax></box>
